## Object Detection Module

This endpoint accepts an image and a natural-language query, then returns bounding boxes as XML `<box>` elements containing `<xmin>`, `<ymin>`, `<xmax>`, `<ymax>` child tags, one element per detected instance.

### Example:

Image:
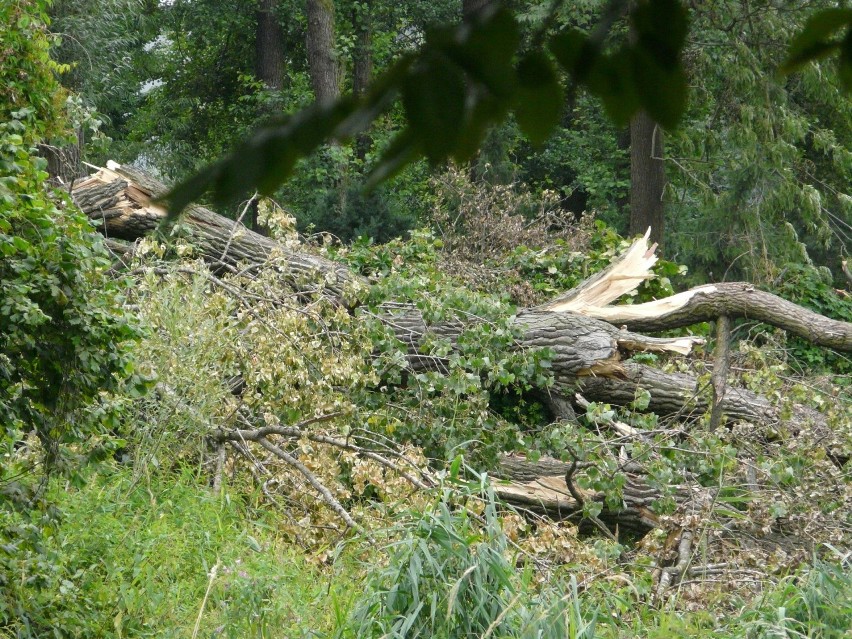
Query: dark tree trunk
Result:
<box><xmin>352</xmin><ymin>1</ymin><xmax>372</xmax><ymax>99</ymax></box>
<box><xmin>629</xmin><ymin>110</ymin><xmax>665</xmax><ymax>247</ymax></box>
<box><xmin>351</xmin><ymin>0</ymin><xmax>373</xmax><ymax>159</ymax></box>
<box><xmin>253</xmin><ymin>0</ymin><xmax>284</xmax><ymax>237</ymax></box>
<box><xmin>306</xmin><ymin>0</ymin><xmax>340</xmax><ymax>105</ymax></box>
<box><xmin>39</xmin><ymin>127</ymin><xmax>84</xmax><ymax>187</ymax></box>
<box><xmin>255</xmin><ymin>0</ymin><xmax>286</xmax><ymax>91</ymax></box>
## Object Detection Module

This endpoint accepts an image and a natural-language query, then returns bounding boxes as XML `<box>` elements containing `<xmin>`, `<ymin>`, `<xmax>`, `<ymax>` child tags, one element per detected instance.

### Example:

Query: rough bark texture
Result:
<box><xmin>493</xmin><ymin>455</ymin><xmax>714</xmax><ymax>536</ymax></box>
<box><xmin>709</xmin><ymin>315</ymin><xmax>732</xmax><ymax>429</ymax></box>
<box><xmin>71</xmin><ymin>165</ymin><xmax>357</xmax><ymax>298</ymax></box>
<box><xmin>629</xmin><ymin>110</ymin><xmax>665</xmax><ymax>247</ymax></box>
<box><xmin>256</xmin><ymin>0</ymin><xmax>286</xmax><ymax>91</ymax></box>
<box><xmin>351</xmin><ymin>0</ymin><xmax>373</xmax><ymax>160</ymax></box>
<box><xmin>306</xmin><ymin>0</ymin><xmax>340</xmax><ymax>105</ymax></box>
<box><xmin>577</xmin><ymin>362</ymin><xmax>830</xmax><ymax>433</ymax></box>
<box><xmin>39</xmin><ymin>127</ymin><xmax>84</xmax><ymax>186</ymax></box>
<box><xmin>352</xmin><ymin>0</ymin><xmax>372</xmax><ymax>99</ymax></box>
<box><xmin>386</xmin><ymin>308</ymin><xmax>831</xmax><ymax>433</ymax></box>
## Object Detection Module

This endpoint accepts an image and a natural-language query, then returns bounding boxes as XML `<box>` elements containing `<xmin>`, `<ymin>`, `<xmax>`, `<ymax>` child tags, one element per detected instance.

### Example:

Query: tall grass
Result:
<box><xmin>337</xmin><ymin>485</ymin><xmax>597</xmax><ymax>639</ymax></box>
<box><xmin>2</xmin><ymin>466</ymin><xmax>356</xmax><ymax>638</ymax></box>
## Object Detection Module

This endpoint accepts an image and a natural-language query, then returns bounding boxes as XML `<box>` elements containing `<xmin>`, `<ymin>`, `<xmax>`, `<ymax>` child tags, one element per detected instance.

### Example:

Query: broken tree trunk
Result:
<box><xmin>72</xmin><ymin>163</ymin><xmax>358</xmax><ymax>299</ymax></box>
<box><xmin>69</xmin><ymin>163</ymin><xmax>852</xmax><ymax>544</ymax></box>
<box><xmin>70</xmin><ymin>163</ymin><xmax>850</xmax><ymax>439</ymax></box>
<box><xmin>492</xmin><ymin>454</ymin><xmax>712</xmax><ymax>536</ymax></box>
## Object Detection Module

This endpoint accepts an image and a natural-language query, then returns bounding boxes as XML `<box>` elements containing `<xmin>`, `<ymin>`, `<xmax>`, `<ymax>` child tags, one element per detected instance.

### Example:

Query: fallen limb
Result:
<box><xmin>70</xmin><ymin>165</ymin><xmax>847</xmax><ymax>452</ymax></box>
<box><xmin>577</xmin><ymin>362</ymin><xmax>830</xmax><ymax>434</ymax></box>
<box><xmin>576</xmin><ymin>283</ymin><xmax>852</xmax><ymax>352</ymax></box>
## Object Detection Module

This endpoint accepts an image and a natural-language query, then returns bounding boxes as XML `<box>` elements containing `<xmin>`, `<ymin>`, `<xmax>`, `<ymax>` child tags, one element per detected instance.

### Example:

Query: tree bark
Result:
<box><xmin>306</xmin><ymin>0</ymin><xmax>340</xmax><ymax>105</ymax></box>
<box><xmin>352</xmin><ymin>0</ymin><xmax>372</xmax><ymax>99</ymax></box>
<box><xmin>709</xmin><ymin>316</ymin><xmax>732</xmax><ymax>429</ymax></box>
<box><xmin>576</xmin><ymin>362</ymin><xmax>830</xmax><ymax>433</ymax></box>
<box><xmin>39</xmin><ymin>126</ymin><xmax>84</xmax><ymax>187</ymax></box>
<box><xmin>252</xmin><ymin>0</ymin><xmax>284</xmax><ymax>237</ymax></box>
<box><xmin>256</xmin><ymin>0</ymin><xmax>286</xmax><ymax>91</ymax></box>
<box><xmin>493</xmin><ymin>455</ymin><xmax>712</xmax><ymax>536</ymax></box>
<box><xmin>576</xmin><ymin>283</ymin><xmax>852</xmax><ymax>352</ymax></box>
<box><xmin>71</xmin><ymin>164</ymin><xmax>357</xmax><ymax>298</ymax></box>
<box><xmin>629</xmin><ymin>110</ymin><xmax>665</xmax><ymax>247</ymax></box>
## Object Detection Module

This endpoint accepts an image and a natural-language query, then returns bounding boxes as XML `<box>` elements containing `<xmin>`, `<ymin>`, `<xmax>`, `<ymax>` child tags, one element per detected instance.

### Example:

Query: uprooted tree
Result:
<box><xmin>71</xmin><ymin>163</ymin><xmax>851</xmax><ymax>589</ymax></box>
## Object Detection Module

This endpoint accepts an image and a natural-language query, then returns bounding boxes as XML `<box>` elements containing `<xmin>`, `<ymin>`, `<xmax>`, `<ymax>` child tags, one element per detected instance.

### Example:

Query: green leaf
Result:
<box><xmin>632</xmin><ymin>0</ymin><xmax>689</xmax><ymax>69</ymax></box>
<box><xmin>514</xmin><ymin>52</ymin><xmax>563</xmax><ymax>145</ymax></box>
<box><xmin>366</xmin><ymin>130</ymin><xmax>419</xmax><ymax>189</ymax></box>
<box><xmin>402</xmin><ymin>59</ymin><xmax>467</xmax><ymax>162</ymax></box>
<box><xmin>452</xmin><ymin>91</ymin><xmax>508</xmax><ymax>163</ymax></box>
<box><xmin>449</xmin><ymin>7</ymin><xmax>519</xmax><ymax>98</ymax></box>
<box><xmin>164</xmin><ymin>101</ymin><xmax>356</xmax><ymax>214</ymax></box>
<box><xmin>549</xmin><ymin>29</ymin><xmax>598</xmax><ymax>82</ymax></box>
<box><xmin>585</xmin><ymin>49</ymin><xmax>640</xmax><ymax>127</ymax></box>
<box><xmin>782</xmin><ymin>8</ymin><xmax>852</xmax><ymax>71</ymax></box>
<box><xmin>631</xmin><ymin>47</ymin><xmax>688</xmax><ymax>129</ymax></box>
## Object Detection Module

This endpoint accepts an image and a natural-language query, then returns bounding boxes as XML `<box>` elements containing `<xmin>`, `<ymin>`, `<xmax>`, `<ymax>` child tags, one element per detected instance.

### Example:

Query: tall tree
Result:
<box><xmin>352</xmin><ymin>0</ymin><xmax>372</xmax><ymax>99</ymax></box>
<box><xmin>352</xmin><ymin>0</ymin><xmax>372</xmax><ymax>159</ymax></box>
<box><xmin>252</xmin><ymin>0</ymin><xmax>285</xmax><ymax>235</ymax></box>
<box><xmin>627</xmin><ymin>0</ymin><xmax>666</xmax><ymax>247</ymax></box>
<box><xmin>256</xmin><ymin>0</ymin><xmax>286</xmax><ymax>91</ymax></box>
<box><xmin>306</xmin><ymin>0</ymin><xmax>340</xmax><ymax>104</ymax></box>
<box><xmin>629</xmin><ymin>111</ymin><xmax>665</xmax><ymax>246</ymax></box>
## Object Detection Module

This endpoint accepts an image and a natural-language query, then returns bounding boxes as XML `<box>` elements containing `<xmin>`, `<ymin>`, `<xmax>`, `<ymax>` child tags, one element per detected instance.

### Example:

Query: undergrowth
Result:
<box><xmin>1</xmin><ymin>466</ymin><xmax>356</xmax><ymax>638</ymax></box>
<box><xmin>4</xmin><ymin>464</ymin><xmax>850</xmax><ymax>638</ymax></box>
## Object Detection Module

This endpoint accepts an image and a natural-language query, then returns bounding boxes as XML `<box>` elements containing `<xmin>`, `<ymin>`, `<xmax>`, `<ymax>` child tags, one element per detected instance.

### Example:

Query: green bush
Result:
<box><xmin>1</xmin><ymin>0</ymin><xmax>143</xmax><ymax>474</ymax></box>
<box><xmin>1</xmin><ymin>2</ymin><xmax>145</xmax><ymax>631</ymax></box>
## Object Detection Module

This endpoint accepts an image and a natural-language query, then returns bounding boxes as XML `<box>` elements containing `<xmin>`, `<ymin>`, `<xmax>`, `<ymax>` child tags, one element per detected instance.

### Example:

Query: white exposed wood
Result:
<box><xmin>583</xmin><ymin>286</ymin><xmax>717</xmax><ymax>322</ymax></box>
<box><xmin>541</xmin><ymin>228</ymin><xmax>658</xmax><ymax>313</ymax></box>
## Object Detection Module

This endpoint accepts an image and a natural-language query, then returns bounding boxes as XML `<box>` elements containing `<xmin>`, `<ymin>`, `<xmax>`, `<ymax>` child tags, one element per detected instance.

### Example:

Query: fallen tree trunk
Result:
<box><xmin>578</xmin><ymin>362</ymin><xmax>830</xmax><ymax>433</ymax></box>
<box><xmin>556</xmin><ymin>283</ymin><xmax>852</xmax><ymax>351</ymax></box>
<box><xmin>70</xmin><ymin>164</ymin><xmax>852</xmax><ymax>552</ymax></box>
<box><xmin>73</xmin><ymin>163</ymin><xmax>359</xmax><ymax>299</ymax></box>
<box><xmin>70</xmin><ymin>164</ymin><xmax>848</xmax><ymax>438</ymax></box>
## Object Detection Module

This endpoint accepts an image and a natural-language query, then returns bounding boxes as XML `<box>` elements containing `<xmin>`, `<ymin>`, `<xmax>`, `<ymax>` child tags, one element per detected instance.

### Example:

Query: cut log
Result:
<box><xmin>492</xmin><ymin>454</ymin><xmax>714</xmax><ymax>537</ymax></box>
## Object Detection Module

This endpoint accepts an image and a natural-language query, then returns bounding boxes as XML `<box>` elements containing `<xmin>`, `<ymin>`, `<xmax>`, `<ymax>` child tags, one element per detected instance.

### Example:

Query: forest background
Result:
<box><xmin>2</xmin><ymin>0</ymin><xmax>852</xmax><ymax>637</ymax></box>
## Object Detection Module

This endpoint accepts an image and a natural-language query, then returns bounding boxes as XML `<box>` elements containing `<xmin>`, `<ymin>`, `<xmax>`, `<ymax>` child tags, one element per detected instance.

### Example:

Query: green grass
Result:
<box><xmin>4</xmin><ymin>466</ymin><xmax>358</xmax><ymax>638</ymax></box>
<box><xmin>5</xmin><ymin>465</ymin><xmax>850</xmax><ymax>639</ymax></box>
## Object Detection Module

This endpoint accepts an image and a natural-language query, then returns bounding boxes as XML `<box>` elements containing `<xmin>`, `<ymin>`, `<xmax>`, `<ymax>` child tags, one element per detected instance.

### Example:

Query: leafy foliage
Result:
<box><xmin>0</xmin><ymin>1</ymin><xmax>143</xmax><ymax>478</ymax></box>
<box><xmin>782</xmin><ymin>8</ymin><xmax>852</xmax><ymax>90</ymax></box>
<box><xmin>769</xmin><ymin>263</ymin><xmax>852</xmax><ymax>374</ymax></box>
<box><xmin>163</xmin><ymin>1</ymin><xmax>695</xmax><ymax>215</ymax></box>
